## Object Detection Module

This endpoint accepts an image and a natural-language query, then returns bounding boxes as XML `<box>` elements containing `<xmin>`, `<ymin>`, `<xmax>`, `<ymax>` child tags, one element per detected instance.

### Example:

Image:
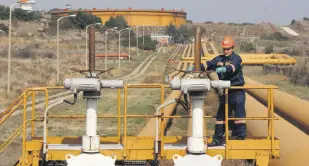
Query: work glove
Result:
<box><xmin>187</xmin><ymin>67</ymin><xmax>195</xmax><ymax>71</ymax></box>
<box><xmin>187</xmin><ymin>63</ymin><xmax>206</xmax><ymax>71</ymax></box>
<box><xmin>216</xmin><ymin>67</ymin><xmax>226</xmax><ymax>73</ymax></box>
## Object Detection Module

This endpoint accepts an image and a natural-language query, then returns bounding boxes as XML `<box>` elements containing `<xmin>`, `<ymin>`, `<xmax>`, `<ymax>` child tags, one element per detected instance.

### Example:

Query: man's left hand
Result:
<box><xmin>216</xmin><ymin>67</ymin><xmax>227</xmax><ymax>73</ymax></box>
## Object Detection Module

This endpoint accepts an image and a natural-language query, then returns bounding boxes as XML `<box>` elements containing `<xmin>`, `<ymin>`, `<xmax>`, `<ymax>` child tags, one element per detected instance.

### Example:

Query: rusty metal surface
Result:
<box><xmin>89</xmin><ymin>26</ymin><xmax>95</xmax><ymax>72</ymax></box>
<box><xmin>194</xmin><ymin>27</ymin><xmax>201</xmax><ymax>71</ymax></box>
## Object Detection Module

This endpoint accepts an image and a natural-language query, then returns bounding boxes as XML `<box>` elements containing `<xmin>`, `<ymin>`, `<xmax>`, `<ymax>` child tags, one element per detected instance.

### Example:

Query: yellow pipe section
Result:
<box><xmin>272</xmin><ymin>54</ymin><xmax>284</xmax><ymax>59</ymax></box>
<box><xmin>182</xmin><ymin>58</ymin><xmax>296</xmax><ymax>65</ymax></box>
<box><xmin>199</xmin><ymin>54</ymin><xmax>294</xmax><ymax>59</ymax></box>
<box><xmin>244</xmin><ymin>77</ymin><xmax>309</xmax><ymax>134</ymax></box>
<box><xmin>191</xmin><ymin>44</ymin><xmax>194</xmax><ymax>57</ymax></box>
<box><xmin>182</xmin><ymin>44</ymin><xmax>188</xmax><ymax>58</ymax></box>
<box><xmin>186</xmin><ymin>44</ymin><xmax>192</xmax><ymax>58</ymax></box>
<box><xmin>202</xmin><ymin>43</ymin><xmax>209</xmax><ymax>56</ymax></box>
<box><xmin>246</xmin><ymin>93</ymin><xmax>309</xmax><ymax>166</ymax></box>
<box><xmin>182</xmin><ymin>44</ymin><xmax>189</xmax><ymax>58</ymax></box>
<box><xmin>209</xmin><ymin>42</ymin><xmax>219</xmax><ymax>55</ymax></box>
<box><xmin>168</xmin><ymin>62</ymin><xmax>183</xmax><ymax>79</ymax></box>
<box><xmin>186</xmin><ymin>54</ymin><xmax>296</xmax><ymax>59</ymax></box>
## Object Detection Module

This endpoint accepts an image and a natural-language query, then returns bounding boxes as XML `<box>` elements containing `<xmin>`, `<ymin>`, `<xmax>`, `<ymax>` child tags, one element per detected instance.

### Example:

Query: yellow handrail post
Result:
<box><xmin>124</xmin><ymin>86</ymin><xmax>128</xmax><ymax>158</ymax></box>
<box><xmin>271</xmin><ymin>88</ymin><xmax>275</xmax><ymax>156</ymax></box>
<box><xmin>31</xmin><ymin>91</ymin><xmax>36</xmax><ymax>138</ymax></box>
<box><xmin>159</xmin><ymin>85</ymin><xmax>165</xmax><ymax>157</ymax></box>
<box><xmin>117</xmin><ymin>88</ymin><xmax>121</xmax><ymax>144</ymax></box>
<box><xmin>22</xmin><ymin>92</ymin><xmax>27</xmax><ymax>166</ymax></box>
<box><xmin>224</xmin><ymin>89</ymin><xmax>229</xmax><ymax>159</ymax></box>
<box><xmin>267</xmin><ymin>89</ymin><xmax>271</xmax><ymax>138</ymax></box>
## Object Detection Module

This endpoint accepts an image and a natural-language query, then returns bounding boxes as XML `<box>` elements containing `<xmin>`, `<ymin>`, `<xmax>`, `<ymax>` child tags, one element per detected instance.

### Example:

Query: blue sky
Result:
<box><xmin>1</xmin><ymin>0</ymin><xmax>308</xmax><ymax>26</ymax></box>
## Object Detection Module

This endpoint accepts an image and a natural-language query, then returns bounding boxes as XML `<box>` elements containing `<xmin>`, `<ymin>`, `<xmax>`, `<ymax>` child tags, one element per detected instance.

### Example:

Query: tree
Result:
<box><xmin>138</xmin><ymin>35</ymin><xmax>156</xmax><ymax>50</ymax></box>
<box><xmin>166</xmin><ymin>24</ymin><xmax>191</xmax><ymax>44</ymax></box>
<box><xmin>69</xmin><ymin>11</ymin><xmax>102</xmax><ymax>29</ymax></box>
<box><xmin>30</xmin><ymin>11</ymin><xmax>43</xmax><ymax>20</ymax></box>
<box><xmin>0</xmin><ymin>23</ymin><xmax>8</xmax><ymax>33</ymax></box>
<box><xmin>291</xmin><ymin>19</ymin><xmax>296</xmax><ymax>25</ymax></box>
<box><xmin>186</xmin><ymin>20</ymin><xmax>193</xmax><ymax>24</ymax></box>
<box><xmin>177</xmin><ymin>25</ymin><xmax>191</xmax><ymax>43</ymax></box>
<box><xmin>0</xmin><ymin>5</ymin><xmax>42</xmax><ymax>21</ymax></box>
<box><xmin>165</xmin><ymin>23</ymin><xmax>177</xmax><ymax>37</ymax></box>
<box><xmin>12</xmin><ymin>8</ymin><xmax>42</xmax><ymax>21</ymax></box>
<box><xmin>105</xmin><ymin>15</ymin><xmax>128</xmax><ymax>30</ymax></box>
<box><xmin>121</xmin><ymin>35</ymin><xmax>156</xmax><ymax>51</ymax></box>
<box><xmin>0</xmin><ymin>5</ymin><xmax>9</xmax><ymax>20</ymax></box>
<box><xmin>13</xmin><ymin>8</ymin><xmax>33</xmax><ymax>21</ymax></box>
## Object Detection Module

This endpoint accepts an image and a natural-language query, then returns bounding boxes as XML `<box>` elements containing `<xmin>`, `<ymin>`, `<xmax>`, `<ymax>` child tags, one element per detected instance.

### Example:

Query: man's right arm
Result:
<box><xmin>204</xmin><ymin>57</ymin><xmax>218</xmax><ymax>71</ymax></box>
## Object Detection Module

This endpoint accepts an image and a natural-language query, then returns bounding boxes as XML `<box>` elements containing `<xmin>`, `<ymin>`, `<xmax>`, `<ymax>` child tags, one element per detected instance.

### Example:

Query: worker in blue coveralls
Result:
<box><xmin>188</xmin><ymin>36</ymin><xmax>246</xmax><ymax>146</ymax></box>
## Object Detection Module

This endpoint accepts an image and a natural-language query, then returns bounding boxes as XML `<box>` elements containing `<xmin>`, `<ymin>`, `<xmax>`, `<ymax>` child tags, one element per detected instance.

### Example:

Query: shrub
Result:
<box><xmin>13</xmin><ymin>8</ymin><xmax>42</xmax><ymax>21</ymax></box>
<box><xmin>228</xmin><ymin>22</ymin><xmax>238</xmax><ymax>26</ymax></box>
<box><xmin>69</xmin><ymin>11</ymin><xmax>102</xmax><ymax>29</ymax></box>
<box><xmin>121</xmin><ymin>35</ymin><xmax>156</xmax><ymax>51</ymax></box>
<box><xmin>0</xmin><ymin>23</ymin><xmax>8</xmax><ymax>33</ymax></box>
<box><xmin>241</xmin><ymin>22</ymin><xmax>254</xmax><ymax>26</ymax></box>
<box><xmin>15</xmin><ymin>48</ymin><xmax>34</xmax><ymax>58</ymax></box>
<box><xmin>44</xmin><ymin>51</ymin><xmax>56</xmax><ymax>59</ymax></box>
<box><xmin>204</xmin><ymin>21</ymin><xmax>213</xmax><ymax>24</ymax></box>
<box><xmin>240</xmin><ymin>42</ymin><xmax>256</xmax><ymax>52</ymax></box>
<box><xmin>138</xmin><ymin>35</ymin><xmax>156</xmax><ymax>50</ymax></box>
<box><xmin>290</xmin><ymin>60</ymin><xmax>309</xmax><ymax>85</ymax></box>
<box><xmin>104</xmin><ymin>15</ymin><xmax>128</xmax><ymax>30</ymax></box>
<box><xmin>264</xmin><ymin>45</ymin><xmax>273</xmax><ymax>54</ymax></box>
<box><xmin>260</xmin><ymin>32</ymin><xmax>289</xmax><ymax>41</ymax></box>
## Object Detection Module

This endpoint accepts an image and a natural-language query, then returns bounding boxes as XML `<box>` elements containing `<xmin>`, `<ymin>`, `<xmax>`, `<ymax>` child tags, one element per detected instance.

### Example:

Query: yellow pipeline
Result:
<box><xmin>246</xmin><ymin>94</ymin><xmax>309</xmax><ymax>166</ymax></box>
<box><xmin>184</xmin><ymin>54</ymin><xmax>296</xmax><ymax>59</ymax></box>
<box><xmin>244</xmin><ymin>77</ymin><xmax>309</xmax><ymax>134</ymax></box>
<box><xmin>181</xmin><ymin>56</ymin><xmax>296</xmax><ymax>65</ymax></box>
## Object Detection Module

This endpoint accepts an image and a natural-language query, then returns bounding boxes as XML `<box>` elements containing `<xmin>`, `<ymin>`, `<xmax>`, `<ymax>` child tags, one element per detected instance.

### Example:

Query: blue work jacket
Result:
<box><xmin>205</xmin><ymin>52</ymin><xmax>245</xmax><ymax>86</ymax></box>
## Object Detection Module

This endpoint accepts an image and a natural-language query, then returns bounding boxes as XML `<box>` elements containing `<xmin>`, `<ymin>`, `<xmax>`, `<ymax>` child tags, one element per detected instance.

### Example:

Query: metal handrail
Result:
<box><xmin>0</xmin><ymin>120</ymin><xmax>32</xmax><ymax>153</ymax></box>
<box><xmin>0</xmin><ymin>84</ymin><xmax>278</xmax><ymax>163</ymax></box>
<box><xmin>0</xmin><ymin>92</ymin><xmax>33</xmax><ymax>125</ymax></box>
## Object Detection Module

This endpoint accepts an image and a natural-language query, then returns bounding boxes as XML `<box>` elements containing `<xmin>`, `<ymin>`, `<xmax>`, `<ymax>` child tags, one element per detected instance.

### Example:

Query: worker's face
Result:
<box><xmin>223</xmin><ymin>47</ymin><xmax>233</xmax><ymax>56</ymax></box>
